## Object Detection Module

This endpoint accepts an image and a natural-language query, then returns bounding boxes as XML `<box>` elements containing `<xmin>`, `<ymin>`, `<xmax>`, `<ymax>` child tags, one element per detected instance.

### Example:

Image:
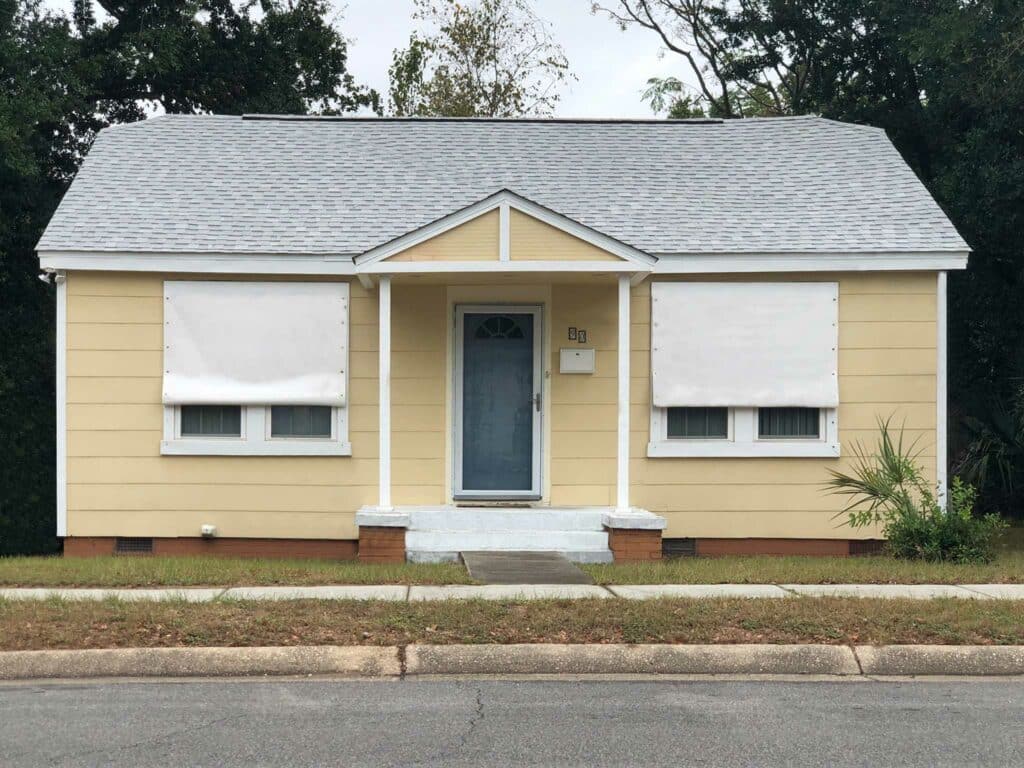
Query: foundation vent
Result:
<box><xmin>115</xmin><ymin>537</ymin><xmax>154</xmax><ymax>555</ymax></box>
<box><xmin>849</xmin><ymin>539</ymin><xmax>886</xmax><ymax>557</ymax></box>
<box><xmin>662</xmin><ymin>538</ymin><xmax>697</xmax><ymax>558</ymax></box>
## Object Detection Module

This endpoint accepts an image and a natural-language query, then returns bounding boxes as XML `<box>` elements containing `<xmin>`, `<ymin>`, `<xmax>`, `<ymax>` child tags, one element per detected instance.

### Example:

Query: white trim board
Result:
<box><xmin>654</xmin><ymin>252</ymin><xmax>969</xmax><ymax>274</ymax></box>
<box><xmin>38</xmin><ymin>248</ymin><xmax>968</xmax><ymax>277</ymax></box>
<box><xmin>55</xmin><ymin>272</ymin><xmax>67</xmax><ymax>538</ymax></box>
<box><xmin>937</xmin><ymin>271</ymin><xmax>948</xmax><ymax>507</ymax></box>
<box><xmin>39</xmin><ymin>252</ymin><xmax>357</xmax><ymax>275</ymax></box>
<box><xmin>361</xmin><ymin>260</ymin><xmax>645</xmax><ymax>275</ymax></box>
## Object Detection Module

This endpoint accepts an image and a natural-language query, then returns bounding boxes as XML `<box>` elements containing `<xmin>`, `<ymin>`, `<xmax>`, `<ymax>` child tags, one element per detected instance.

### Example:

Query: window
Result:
<box><xmin>165</xmin><ymin>405</ymin><xmax>348</xmax><ymax>456</ymax></box>
<box><xmin>649</xmin><ymin>406</ymin><xmax>838</xmax><ymax>458</ymax></box>
<box><xmin>180</xmin><ymin>405</ymin><xmax>241</xmax><ymax>437</ymax></box>
<box><xmin>271</xmin><ymin>406</ymin><xmax>332</xmax><ymax>438</ymax></box>
<box><xmin>667</xmin><ymin>407</ymin><xmax>728</xmax><ymax>439</ymax></box>
<box><xmin>758</xmin><ymin>408</ymin><xmax>820</xmax><ymax>439</ymax></box>
<box><xmin>160</xmin><ymin>280</ymin><xmax>350</xmax><ymax>456</ymax></box>
<box><xmin>648</xmin><ymin>280</ymin><xmax>840</xmax><ymax>458</ymax></box>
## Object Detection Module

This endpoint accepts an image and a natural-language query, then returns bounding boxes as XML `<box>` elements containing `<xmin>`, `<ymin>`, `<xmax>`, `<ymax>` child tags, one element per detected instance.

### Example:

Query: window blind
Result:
<box><xmin>163</xmin><ymin>281</ymin><xmax>348</xmax><ymax>406</ymax></box>
<box><xmin>651</xmin><ymin>282</ymin><xmax>838</xmax><ymax>408</ymax></box>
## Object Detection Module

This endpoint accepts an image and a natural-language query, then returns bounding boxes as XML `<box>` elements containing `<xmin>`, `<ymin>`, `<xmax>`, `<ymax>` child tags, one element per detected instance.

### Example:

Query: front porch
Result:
<box><xmin>354</xmin><ymin>191</ymin><xmax>666</xmax><ymax>562</ymax></box>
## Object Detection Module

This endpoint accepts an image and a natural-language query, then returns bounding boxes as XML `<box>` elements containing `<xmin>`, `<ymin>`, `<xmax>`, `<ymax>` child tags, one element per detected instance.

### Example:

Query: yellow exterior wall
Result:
<box><xmin>65</xmin><ymin>269</ymin><xmax>938</xmax><ymax>542</ymax></box>
<box><xmin>509</xmin><ymin>209</ymin><xmax>621</xmax><ymax>261</ymax></box>
<box><xmin>66</xmin><ymin>272</ymin><xmax>378</xmax><ymax>539</ymax></box>
<box><xmin>549</xmin><ymin>283</ymin><xmax>619</xmax><ymax>505</ymax></box>
<box><xmin>389</xmin><ymin>209</ymin><xmax>499</xmax><ymax>261</ymax></box>
<box><xmin>629</xmin><ymin>272</ymin><xmax>937</xmax><ymax>540</ymax></box>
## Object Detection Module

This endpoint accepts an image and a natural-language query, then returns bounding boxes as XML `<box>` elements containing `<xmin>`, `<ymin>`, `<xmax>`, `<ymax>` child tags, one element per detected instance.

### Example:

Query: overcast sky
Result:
<box><xmin>46</xmin><ymin>0</ymin><xmax>683</xmax><ymax>118</ymax></box>
<box><xmin>340</xmin><ymin>0</ymin><xmax>678</xmax><ymax>117</ymax></box>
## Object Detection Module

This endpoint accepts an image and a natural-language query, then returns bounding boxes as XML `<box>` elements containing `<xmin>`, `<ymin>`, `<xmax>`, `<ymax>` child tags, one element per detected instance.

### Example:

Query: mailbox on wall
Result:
<box><xmin>559</xmin><ymin>347</ymin><xmax>595</xmax><ymax>374</ymax></box>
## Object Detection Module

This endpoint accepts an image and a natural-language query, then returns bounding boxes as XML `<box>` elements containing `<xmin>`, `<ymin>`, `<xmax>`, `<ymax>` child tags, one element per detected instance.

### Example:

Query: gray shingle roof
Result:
<box><xmin>37</xmin><ymin>114</ymin><xmax>968</xmax><ymax>256</ymax></box>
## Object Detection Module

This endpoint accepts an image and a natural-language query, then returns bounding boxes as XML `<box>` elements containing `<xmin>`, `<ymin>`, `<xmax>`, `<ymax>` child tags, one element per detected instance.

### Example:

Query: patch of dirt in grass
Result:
<box><xmin>1</xmin><ymin>597</ymin><xmax>1021</xmax><ymax>651</ymax></box>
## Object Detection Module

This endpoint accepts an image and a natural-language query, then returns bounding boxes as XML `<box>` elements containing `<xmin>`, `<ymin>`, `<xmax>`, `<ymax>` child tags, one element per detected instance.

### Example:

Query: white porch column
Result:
<box><xmin>616</xmin><ymin>274</ymin><xmax>631</xmax><ymax>512</ymax></box>
<box><xmin>378</xmin><ymin>275</ymin><xmax>392</xmax><ymax>510</ymax></box>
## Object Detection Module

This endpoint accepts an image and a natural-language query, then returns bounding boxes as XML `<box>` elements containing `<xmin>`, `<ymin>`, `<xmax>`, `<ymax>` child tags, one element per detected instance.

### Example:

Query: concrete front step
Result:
<box><xmin>406</xmin><ymin>527</ymin><xmax>613</xmax><ymax>564</ymax></box>
<box><xmin>407</xmin><ymin>507</ymin><xmax>606</xmax><ymax>532</ymax></box>
<box><xmin>406</xmin><ymin>529</ymin><xmax>608</xmax><ymax>552</ymax></box>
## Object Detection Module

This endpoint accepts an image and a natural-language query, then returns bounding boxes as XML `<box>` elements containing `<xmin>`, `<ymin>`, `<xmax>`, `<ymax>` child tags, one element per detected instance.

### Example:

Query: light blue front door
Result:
<box><xmin>459</xmin><ymin>310</ymin><xmax>538</xmax><ymax>496</ymax></box>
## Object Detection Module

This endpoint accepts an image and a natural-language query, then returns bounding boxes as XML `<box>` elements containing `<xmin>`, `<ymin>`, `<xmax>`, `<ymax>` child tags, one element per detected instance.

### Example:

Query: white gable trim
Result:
<box><xmin>39</xmin><ymin>251</ymin><xmax>357</xmax><ymax>275</ymax></box>
<box><xmin>654</xmin><ymin>251</ymin><xmax>969</xmax><ymax>273</ymax></box>
<box><xmin>360</xmin><ymin>260</ymin><xmax>643</xmax><ymax>275</ymax></box>
<box><xmin>354</xmin><ymin>189</ymin><xmax>657</xmax><ymax>269</ymax></box>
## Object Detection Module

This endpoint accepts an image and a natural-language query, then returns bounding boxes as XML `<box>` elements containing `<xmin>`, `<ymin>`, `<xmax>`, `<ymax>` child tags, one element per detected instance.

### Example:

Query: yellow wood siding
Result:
<box><xmin>63</xmin><ymin>267</ymin><xmax>939</xmax><ymax>543</ymax></box>
<box><xmin>65</xmin><ymin>272</ymin><xmax>381</xmax><ymax>539</ymax></box>
<box><xmin>389</xmin><ymin>209</ymin><xmax>499</xmax><ymax>261</ymax></box>
<box><xmin>509</xmin><ymin>209</ymin><xmax>621</xmax><ymax>261</ymax></box>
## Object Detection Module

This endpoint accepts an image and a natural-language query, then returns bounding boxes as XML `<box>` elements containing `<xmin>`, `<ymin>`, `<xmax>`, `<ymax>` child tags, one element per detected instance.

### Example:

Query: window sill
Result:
<box><xmin>161</xmin><ymin>440</ymin><xmax>352</xmax><ymax>457</ymax></box>
<box><xmin>647</xmin><ymin>441</ymin><xmax>840</xmax><ymax>458</ymax></box>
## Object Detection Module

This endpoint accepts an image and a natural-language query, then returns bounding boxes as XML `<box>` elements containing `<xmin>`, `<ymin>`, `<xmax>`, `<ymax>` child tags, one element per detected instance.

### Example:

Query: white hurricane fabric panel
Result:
<box><xmin>163</xmin><ymin>281</ymin><xmax>347</xmax><ymax>406</ymax></box>
<box><xmin>651</xmin><ymin>282</ymin><xmax>838</xmax><ymax>408</ymax></box>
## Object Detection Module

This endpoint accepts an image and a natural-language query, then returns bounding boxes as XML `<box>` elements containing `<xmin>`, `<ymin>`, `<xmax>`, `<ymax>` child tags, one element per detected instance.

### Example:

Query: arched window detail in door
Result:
<box><xmin>474</xmin><ymin>315</ymin><xmax>526</xmax><ymax>340</ymax></box>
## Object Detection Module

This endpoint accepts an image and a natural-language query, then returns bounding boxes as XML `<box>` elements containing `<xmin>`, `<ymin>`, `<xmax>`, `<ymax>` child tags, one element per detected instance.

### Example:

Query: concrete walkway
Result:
<box><xmin>0</xmin><ymin>583</ymin><xmax>1022</xmax><ymax>601</ymax></box>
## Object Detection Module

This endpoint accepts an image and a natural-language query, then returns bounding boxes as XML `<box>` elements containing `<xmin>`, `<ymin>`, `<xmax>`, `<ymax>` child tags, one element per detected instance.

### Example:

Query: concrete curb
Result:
<box><xmin>0</xmin><ymin>646</ymin><xmax>400</xmax><ymax>681</ymax></box>
<box><xmin>856</xmin><ymin>645</ymin><xmax>1024</xmax><ymax>677</ymax></box>
<box><xmin>1</xmin><ymin>644</ymin><xmax>1024</xmax><ymax>680</ymax></box>
<box><xmin>404</xmin><ymin>644</ymin><xmax>861</xmax><ymax>676</ymax></box>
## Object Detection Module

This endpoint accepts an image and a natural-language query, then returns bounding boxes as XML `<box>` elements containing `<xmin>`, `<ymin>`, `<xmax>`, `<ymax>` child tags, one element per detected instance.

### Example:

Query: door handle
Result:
<box><xmin>534</xmin><ymin>392</ymin><xmax>541</xmax><ymax>412</ymax></box>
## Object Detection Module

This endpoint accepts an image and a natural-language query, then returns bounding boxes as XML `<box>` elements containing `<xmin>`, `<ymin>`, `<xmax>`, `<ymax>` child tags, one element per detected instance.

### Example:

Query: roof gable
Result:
<box><xmin>357</xmin><ymin>190</ymin><xmax>655</xmax><ymax>268</ymax></box>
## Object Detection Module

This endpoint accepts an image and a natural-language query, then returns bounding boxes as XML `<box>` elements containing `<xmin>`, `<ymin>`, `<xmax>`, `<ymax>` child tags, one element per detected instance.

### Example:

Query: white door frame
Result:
<box><xmin>453</xmin><ymin>304</ymin><xmax>543</xmax><ymax>500</ymax></box>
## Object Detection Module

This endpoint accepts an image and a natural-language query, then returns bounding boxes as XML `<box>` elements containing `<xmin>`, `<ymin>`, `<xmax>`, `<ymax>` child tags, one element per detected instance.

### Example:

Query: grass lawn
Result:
<box><xmin>1</xmin><ymin>551</ymin><xmax>1023</xmax><ymax>587</ymax></box>
<box><xmin>0</xmin><ymin>556</ymin><xmax>474</xmax><ymax>588</ymax></box>
<box><xmin>582</xmin><ymin>551</ymin><xmax>1024</xmax><ymax>585</ymax></box>
<box><xmin>1</xmin><ymin>596</ymin><xmax>1021</xmax><ymax>650</ymax></box>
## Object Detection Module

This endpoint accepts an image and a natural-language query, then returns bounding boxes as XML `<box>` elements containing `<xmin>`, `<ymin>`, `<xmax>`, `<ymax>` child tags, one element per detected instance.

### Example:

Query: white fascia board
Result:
<box><xmin>653</xmin><ymin>251</ymin><xmax>969</xmax><ymax>273</ymax></box>
<box><xmin>361</xmin><ymin>260</ymin><xmax>648</xmax><ymax>275</ymax></box>
<box><xmin>356</xmin><ymin>189</ymin><xmax>657</xmax><ymax>269</ymax></box>
<box><xmin>39</xmin><ymin>251</ymin><xmax>357</xmax><ymax>275</ymax></box>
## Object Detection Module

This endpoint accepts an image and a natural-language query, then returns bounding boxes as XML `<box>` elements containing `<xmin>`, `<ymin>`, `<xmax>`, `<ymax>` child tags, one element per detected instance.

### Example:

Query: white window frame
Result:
<box><xmin>161</xmin><ymin>405</ymin><xmax>350</xmax><ymax>456</ymax></box>
<box><xmin>648</xmin><ymin>406</ymin><xmax>839</xmax><ymax>458</ymax></box>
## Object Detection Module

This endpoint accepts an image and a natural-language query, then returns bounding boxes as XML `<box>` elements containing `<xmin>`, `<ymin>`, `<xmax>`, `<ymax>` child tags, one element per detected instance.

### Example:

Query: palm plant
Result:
<box><xmin>826</xmin><ymin>417</ymin><xmax>932</xmax><ymax>529</ymax></box>
<box><xmin>826</xmin><ymin>417</ymin><xmax>1004</xmax><ymax>563</ymax></box>
<box><xmin>955</xmin><ymin>385</ymin><xmax>1024</xmax><ymax>517</ymax></box>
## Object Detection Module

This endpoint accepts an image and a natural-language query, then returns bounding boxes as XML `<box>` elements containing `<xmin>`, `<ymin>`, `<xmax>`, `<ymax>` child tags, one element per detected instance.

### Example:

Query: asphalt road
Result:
<box><xmin>1</xmin><ymin>678</ymin><xmax>1022</xmax><ymax>767</ymax></box>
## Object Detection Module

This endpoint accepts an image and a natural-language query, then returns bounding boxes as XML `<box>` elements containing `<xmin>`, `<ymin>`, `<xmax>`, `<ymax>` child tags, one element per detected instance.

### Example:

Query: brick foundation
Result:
<box><xmin>63</xmin><ymin>537</ymin><xmax>358</xmax><ymax>560</ymax></box>
<box><xmin>605</xmin><ymin>527</ymin><xmax>662</xmax><ymax>562</ymax></box>
<box><xmin>357</xmin><ymin>526</ymin><xmax>406</xmax><ymax>563</ymax></box>
<box><xmin>694</xmin><ymin>538</ymin><xmax>867</xmax><ymax>557</ymax></box>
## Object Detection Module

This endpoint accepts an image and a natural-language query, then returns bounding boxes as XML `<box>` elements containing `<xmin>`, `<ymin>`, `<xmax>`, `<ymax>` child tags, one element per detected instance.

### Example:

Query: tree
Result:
<box><xmin>0</xmin><ymin>0</ymin><xmax>377</xmax><ymax>554</ymax></box>
<box><xmin>388</xmin><ymin>0</ymin><xmax>572</xmax><ymax>117</ymax></box>
<box><xmin>598</xmin><ymin>0</ymin><xmax>1024</xmax><ymax>516</ymax></box>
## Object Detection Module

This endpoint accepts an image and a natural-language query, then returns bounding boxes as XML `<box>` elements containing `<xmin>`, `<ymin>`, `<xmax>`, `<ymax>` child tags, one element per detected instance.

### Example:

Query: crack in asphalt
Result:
<box><xmin>43</xmin><ymin>713</ymin><xmax>247</xmax><ymax>767</ymax></box>
<box><xmin>458</xmin><ymin>685</ymin><xmax>485</xmax><ymax>750</ymax></box>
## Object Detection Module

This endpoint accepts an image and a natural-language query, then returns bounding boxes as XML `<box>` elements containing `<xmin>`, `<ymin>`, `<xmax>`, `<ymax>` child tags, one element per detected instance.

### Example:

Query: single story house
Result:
<box><xmin>37</xmin><ymin>115</ymin><xmax>968</xmax><ymax>562</ymax></box>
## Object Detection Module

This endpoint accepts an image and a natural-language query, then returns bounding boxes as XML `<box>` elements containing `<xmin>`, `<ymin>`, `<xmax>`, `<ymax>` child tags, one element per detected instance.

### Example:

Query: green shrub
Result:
<box><xmin>827</xmin><ymin>418</ymin><xmax>1006</xmax><ymax>564</ymax></box>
